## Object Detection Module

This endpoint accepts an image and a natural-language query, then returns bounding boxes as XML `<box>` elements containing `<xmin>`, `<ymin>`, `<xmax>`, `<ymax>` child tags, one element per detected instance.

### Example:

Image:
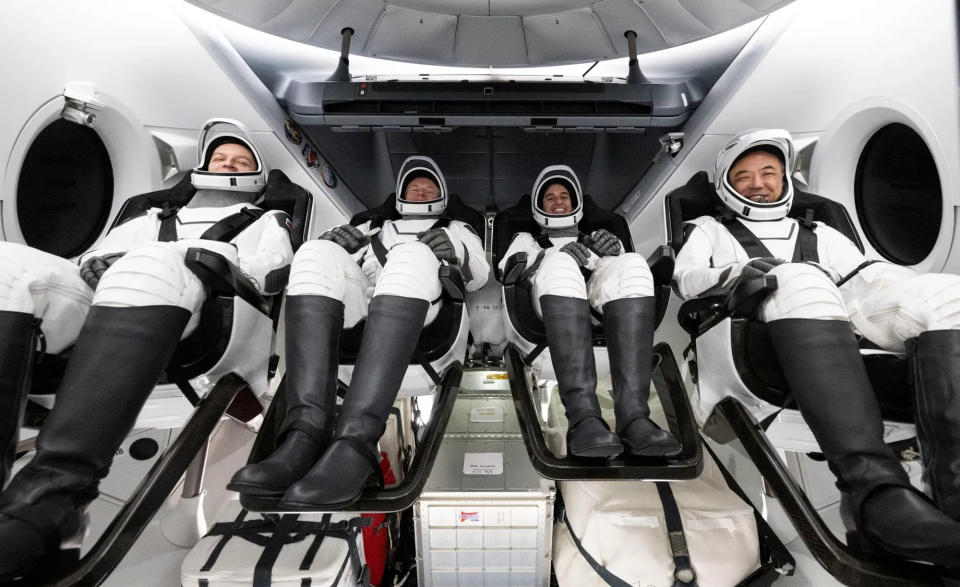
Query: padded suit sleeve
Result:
<box><xmin>232</xmin><ymin>210</ymin><xmax>295</xmax><ymax>294</ymax></box>
<box><xmin>447</xmin><ymin>221</ymin><xmax>489</xmax><ymax>292</ymax></box>
<box><xmin>77</xmin><ymin>210</ymin><xmax>160</xmax><ymax>266</ymax></box>
<box><xmin>673</xmin><ymin>222</ymin><xmax>742</xmax><ymax>299</ymax></box>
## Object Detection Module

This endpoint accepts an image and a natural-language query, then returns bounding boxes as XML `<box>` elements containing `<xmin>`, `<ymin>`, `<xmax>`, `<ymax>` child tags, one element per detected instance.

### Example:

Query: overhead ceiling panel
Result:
<box><xmin>183</xmin><ymin>0</ymin><xmax>795</xmax><ymax>66</ymax></box>
<box><xmin>366</xmin><ymin>7</ymin><xmax>458</xmax><ymax>62</ymax></box>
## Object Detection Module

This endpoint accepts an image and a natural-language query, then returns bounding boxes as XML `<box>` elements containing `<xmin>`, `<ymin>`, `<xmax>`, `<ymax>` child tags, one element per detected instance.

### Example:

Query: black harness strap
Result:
<box><xmin>836</xmin><ymin>259</ymin><xmax>882</xmax><ymax>287</ymax></box>
<box><xmin>254</xmin><ymin>514</ymin><xmax>301</xmax><ymax>586</ymax></box>
<box><xmin>655</xmin><ymin>482</ymin><xmax>700</xmax><ymax>587</ymax></box>
<box><xmin>200</xmin><ymin>207</ymin><xmax>266</xmax><ymax>242</ymax></box>
<box><xmin>369</xmin><ymin>218</ymin><xmax>451</xmax><ymax>267</ymax></box>
<box><xmin>199</xmin><ymin>509</ymin><xmax>248</xmax><ymax>573</ymax></box>
<box><xmin>560</xmin><ymin>503</ymin><xmax>632</xmax><ymax>587</ymax></box>
<box><xmin>701</xmin><ymin>440</ymin><xmax>795</xmax><ymax>577</ymax></box>
<box><xmin>158</xmin><ymin>204</ymin><xmax>179</xmax><ymax>242</ymax></box>
<box><xmin>719</xmin><ymin>213</ymin><xmax>819</xmax><ymax>263</ymax></box>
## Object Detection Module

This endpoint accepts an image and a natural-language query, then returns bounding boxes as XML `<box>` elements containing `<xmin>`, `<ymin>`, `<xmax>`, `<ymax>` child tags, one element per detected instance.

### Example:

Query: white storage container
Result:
<box><xmin>414</xmin><ymin>393</ymin><xmax>554</xmax><ymax>587</ymax></box>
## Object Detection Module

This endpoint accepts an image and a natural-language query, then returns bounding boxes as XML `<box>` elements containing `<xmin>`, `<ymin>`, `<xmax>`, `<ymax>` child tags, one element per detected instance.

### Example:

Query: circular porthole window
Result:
<box><xmin>17</xmin><ymin>119</ymin><xmax>113</xmax><ymax>257</ymax></box>
<box><xmin>854</xmin><ymin>123</ymin><xmax>941</xmax><ymax>265</ymax></box>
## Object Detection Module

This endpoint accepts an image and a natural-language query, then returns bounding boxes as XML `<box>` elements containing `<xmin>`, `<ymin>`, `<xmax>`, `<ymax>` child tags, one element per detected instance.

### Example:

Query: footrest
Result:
<box><xmin>505</xmin><ymin>343</ymin><xmax>702</xmax><ymax>480</ymax></box>
<box><xmin>241</xmin><ymin>365</ymin><xmax>462</xmax><ymax>513</ymax></box>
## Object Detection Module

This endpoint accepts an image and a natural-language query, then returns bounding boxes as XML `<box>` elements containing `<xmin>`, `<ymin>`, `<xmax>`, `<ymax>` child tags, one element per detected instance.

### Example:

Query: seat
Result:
<box><xmin>492</xmin><ymin>193</ymin><xmax>701</xmax><ymax>480</ymax></box>
<box><xmin>666</xmin><ymin>171</ymin><xmax>915</xmax><ymax>440</ymax></box>
<box><xmin>25</xmin><ymin>169</ymin><xmax>313</xmax><ymax>585</ymax></box>
<box><xmin>666</xmin><ymin>171</ymin><xmax>960</xmax><ymax>585</ymax></box>
<box><xmin>240</xmin><ymin>191</ymin><xmax>482</xmax><ymax>513</ymax></box>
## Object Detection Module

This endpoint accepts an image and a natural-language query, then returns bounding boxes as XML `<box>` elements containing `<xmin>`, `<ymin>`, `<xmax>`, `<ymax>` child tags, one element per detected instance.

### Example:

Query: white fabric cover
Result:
<box><xmin>181</xmin><ymin>501</ymin><xmax>364</xmax><ymax>587</ymax></box>
<box><xmin>553</xmin><ymin>451</ymin><xmax>761</xmax><ymax>587</ymax></box>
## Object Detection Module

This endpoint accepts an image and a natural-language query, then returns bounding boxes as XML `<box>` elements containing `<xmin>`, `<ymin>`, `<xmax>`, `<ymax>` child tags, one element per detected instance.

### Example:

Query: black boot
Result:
<box><xmin>540</xmin><ymin>295</ymin><xmax>622</xmax><ymax>458</ymax></box>
<box><xmin>603</xmin><ymin>298</ymin><xmax>680</xmax><ymax>457</ymax></box>
<box><xmin>769</xmin><ymin>318</ymin><xmax>960</xmax><ymax>566</ymax></box>
<box><xmin>0</xmin><ymin>312</ymin><xmax>40</xmax><ymax>490</ymax></box>
<box><xmin>0</xmin><ymin>305</ymin><xmax>190</xmax><ymax>579</ymax></box>
<box><xmin>228</xmin><ymin>296</ymin><xmax>343</xmax><ymax>495</ymax></box>
<box><xmin>910</xmin><ymin>330</ymin><xmax>960</xmax><ymax>520</ymax></box>
<box><xmin>281</xmin><ymin>295</ymin><xmax>429</xmax><ymax>509</ymax></box>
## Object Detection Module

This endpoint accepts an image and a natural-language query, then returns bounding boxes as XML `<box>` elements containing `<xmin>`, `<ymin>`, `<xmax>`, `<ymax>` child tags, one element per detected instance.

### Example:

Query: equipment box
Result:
<box><xmin>414</xmin><ymin>393</ymin><xmax>554</xmax><ymax>587</ymax></box>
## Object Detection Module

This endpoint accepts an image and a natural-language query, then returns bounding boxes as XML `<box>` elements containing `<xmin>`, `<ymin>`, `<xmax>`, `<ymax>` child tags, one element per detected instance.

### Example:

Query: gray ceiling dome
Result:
<box><xmin>184</xmin><ymin>0</ymin><xmax>794</xmax><ymax>67</ymax></box>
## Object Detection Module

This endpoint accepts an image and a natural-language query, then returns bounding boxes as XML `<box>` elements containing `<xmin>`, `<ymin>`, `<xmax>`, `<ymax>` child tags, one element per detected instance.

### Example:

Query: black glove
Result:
<box><xmin>559</xmin><ymin>241</ymin><xmax>591</xmax><ymax>267</ymax></box>
<box><xmin>584</xmin><ymin>229</ymin><xmax>622</xmax><ymax>257</ymax></box>
<box><xmin>418</xmin><ymin>228</ymin><xmax>458</xmax><ymax>263</ymax></box>
<box><xmin>738</xmin><ymin>257</ymin><xmax>786</xmax><ymax>281</ymax></box>
<box><xmin>79</xmin><ymin>252</ymin><xmax>125</xmax><ymax>290</ymax></box>
<box><xmin>319</xmin><ymin>224</ymin><xmax>368</xmax><ymax>254</ymax></box>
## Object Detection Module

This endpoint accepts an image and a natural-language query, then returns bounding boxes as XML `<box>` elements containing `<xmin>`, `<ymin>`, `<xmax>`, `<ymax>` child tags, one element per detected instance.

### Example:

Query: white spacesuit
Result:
<box><xmin>498</xmin><ymin>165</ymin><xmax>679</xmax><ymax>459</ymax></box>
<box><xmin>0</xmin><ymin>119</ymin><xmax>295</xmax><ymax>579</ymax></box>
<box><xmin>230</xmin><ymin>156</ymin><xmax>489</xmax><ymax>510</ymax></box>
<box><xmin>673</xmin><ymin>128</ymin><xmax>960</xmax><ymax>567</ymax></box>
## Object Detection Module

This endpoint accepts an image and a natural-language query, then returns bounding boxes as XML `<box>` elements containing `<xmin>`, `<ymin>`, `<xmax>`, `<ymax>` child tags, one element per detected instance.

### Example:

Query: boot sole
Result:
<box><xmin>569</xmin><ymin>443</ymin><xmax>623</xmax><ymax>459</ymax></box>
<box><xmin>623</xmin><ymin>443</ymin><xmax>683</xmax><ymax>458</ymax></box>
<box><xmin>226</xmin><ymin>480</ymin><xmax>287</xmax><ymax>496</ymax></box>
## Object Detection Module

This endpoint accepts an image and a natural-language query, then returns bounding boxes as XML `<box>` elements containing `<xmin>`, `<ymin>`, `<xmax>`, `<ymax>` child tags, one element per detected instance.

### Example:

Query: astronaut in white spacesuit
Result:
<box><xmin>0</xmin><ymin>119</ymin><xmax>294</xmax><ymax>578</ymax></box>
<box><xmin>498</xmin><ymin>165</ymin><xmax>679</xmax><ymax>459</ymax></box>
<box><xmin>229</xmin><ymin>155</ymin><xmax>488</xmax><ymax>509</ymax></box>
<box><xmin>674</xmin><ymin>128</ymin><xmax>960</xmax><ymax>566</ymax></box>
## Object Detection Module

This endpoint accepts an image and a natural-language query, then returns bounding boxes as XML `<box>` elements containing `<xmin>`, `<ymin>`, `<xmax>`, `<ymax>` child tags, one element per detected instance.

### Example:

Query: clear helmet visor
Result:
<box><xmin>531</xmin><ymin>165</ymin><xmax>583</xmax><ymax>229</ymax></box>
<box><xmin>191</xmin><ymin>118</ymin><xmax>267</xmax><ymax>192</ymax></box>
<box><xmin>396</xmin><ymin>155</ymin><xmax>448</xmax><ymax>216</ymax></box>
<box><xmin>715</xmin><ymin>129</ymin><xmax>795</xmax><ymax>221</ymax></box>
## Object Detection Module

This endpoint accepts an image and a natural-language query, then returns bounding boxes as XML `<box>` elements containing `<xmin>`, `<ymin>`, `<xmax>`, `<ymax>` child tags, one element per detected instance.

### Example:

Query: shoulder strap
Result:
<box><xmin>792</xmin><ymin>209</ymin><xmax>819</xmax><ymax>263</ymax></box>
<box><xmin>655</xmin><ymin>482</ymin><xmax>700</xmax><ymax>587</ymax></box>
<box><xmin>560</xmin><ymin>500</ymin><xmax>632</xmax><ymax>587</ymax></box>
<box><xmin>158</xmin><ymin>204</ymin><xmax>180</xmax><ymax>242</ymax></box>
<box><xmin>718</xmin><ymin>215</ymin><xmax>775</xmax><ymax>259</ymax></box>
<box><xmin>199</xmin><ymin>207</ymin><xmax>266</xmax><ymax>243</ymax></box>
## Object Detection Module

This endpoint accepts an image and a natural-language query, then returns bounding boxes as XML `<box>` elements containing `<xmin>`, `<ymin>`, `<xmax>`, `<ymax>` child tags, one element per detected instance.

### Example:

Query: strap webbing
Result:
<box><xmin>158</xmin><ymin>204</ymin><xmax>179</xmax><ymax>242</ymax></box>
<box><xmin>655</xmin><ymin>482</ymin><xmax>700</xmax><ymax>587</ymax></box>
<box><xmin>200</xmin><ymin>207</ymin><xmax>265</xmax><ymax>242</ymax></box>
<box><xmin>561</xmin><ymin>504</ymin><xmax>632</xmax><ymax>587</ymax></box>
<box><xmin>700</xmin><ymin>440</ymin><xmax>795</xmax><ymax>576</ymax></box>
<box><xmin>719</xmin><ymin>215</ymin><xmax>819</xmax><ymax>263</ymax></box>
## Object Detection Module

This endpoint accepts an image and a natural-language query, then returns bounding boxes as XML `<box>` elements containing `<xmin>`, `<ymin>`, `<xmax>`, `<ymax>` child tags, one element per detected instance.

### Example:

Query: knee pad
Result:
<box><xmin>94</xmin><ymin>242</ymin><xmax>204</xmax><ymax>314</ymax></box>
<box><xmin>287</xmin><ymin>239</ymin><xmax>358</xmax><ymax>300</ymax></box>
<box><xmin>374</xmin><ymin>241</ymin><xmax>442</xmax><ymax>302</ymax></box>
<box><xmin>533</xmin><ymin>251</ymin><xmax>587</xmax><ymax>300</ymax></box>
<box><xmin>759</xmin><ymin>263</ymin><xmax>847</xmax><ymax>322</ymax></box>
<box><xmin>588</xmin><ymin>253</ymin><xmax>654</xmax><ymax>308</ymax></box>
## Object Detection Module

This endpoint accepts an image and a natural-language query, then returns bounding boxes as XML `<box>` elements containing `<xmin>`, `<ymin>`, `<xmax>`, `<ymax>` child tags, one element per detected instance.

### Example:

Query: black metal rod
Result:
<box><xmin>623</xmin><ymin>30</ymin><xmax>648</xmax><ymax>85</ymax></box>
<box><xmin>326</xmin><ymin>27</ymin><xmax>355</xmax><ymax>82</ymax></box>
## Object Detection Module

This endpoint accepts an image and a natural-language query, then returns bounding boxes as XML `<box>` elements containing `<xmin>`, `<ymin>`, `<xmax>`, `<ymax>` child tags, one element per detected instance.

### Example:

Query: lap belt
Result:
<box><xmin>196</xmin><ymin>509</ymin><xmax>371</xmax><ymax>587</ymax></box>
<box><xmin>835</xmin><ymin>259</ymin><xmax>881</xmax><ymax>287</ymax></box>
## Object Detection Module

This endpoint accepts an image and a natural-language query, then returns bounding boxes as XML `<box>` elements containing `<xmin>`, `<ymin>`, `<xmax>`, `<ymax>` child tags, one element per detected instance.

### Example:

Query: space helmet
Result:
<box><xmin>714</xmin><ymin>128</ymin><xmax>794</xmax><ymax>221</ymax></box>
<box><xmin>396</xmin><ymin>155</ymin><xmax>448</xmax><ymax>216</ymax></box>
<box><xmin>191</xmin><ymin>118</ymin><xmax>267</xmax><ymax>192</ymax></box>
<box><xmin>531</xmin><ymin>165</ymin><xmax>583</xmax><ymax>229</ymax></box>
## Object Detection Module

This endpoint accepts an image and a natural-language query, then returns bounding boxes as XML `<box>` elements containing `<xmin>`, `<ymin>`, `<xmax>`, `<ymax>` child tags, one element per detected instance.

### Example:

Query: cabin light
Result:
<box><xmin>659</xmin><ymin>132</ymin><xmax>684</xmax><ymax>158</ymax></box>
<box><xmin>61</xmin><ymin>98</ymin><xmax>100</xmax><ymax>127</ymax></box>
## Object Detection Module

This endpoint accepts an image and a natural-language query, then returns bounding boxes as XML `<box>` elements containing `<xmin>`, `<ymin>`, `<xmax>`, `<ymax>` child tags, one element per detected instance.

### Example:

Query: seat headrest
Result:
<box><xmin>665</xmin><ymin>171</ymin><xmax>863</xmax><ymax>252</ymax></box>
